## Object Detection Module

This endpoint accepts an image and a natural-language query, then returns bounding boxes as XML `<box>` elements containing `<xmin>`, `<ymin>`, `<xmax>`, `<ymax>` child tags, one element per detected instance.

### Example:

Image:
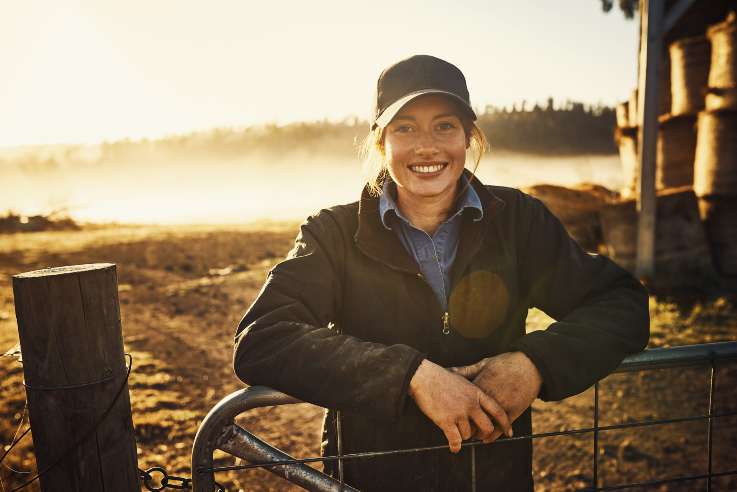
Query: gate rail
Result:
<box><xmin>191</xmin><ymin>341</ymin><xmax>737</xmax><ymax>491</ymax></box>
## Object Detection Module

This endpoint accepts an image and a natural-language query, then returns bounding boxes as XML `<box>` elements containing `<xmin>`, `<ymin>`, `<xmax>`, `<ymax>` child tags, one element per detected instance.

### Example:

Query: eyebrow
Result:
<box><xmin>392</xmin><ymin>112</ymin><xmax>461</xmax><ymax>122</ymax></box>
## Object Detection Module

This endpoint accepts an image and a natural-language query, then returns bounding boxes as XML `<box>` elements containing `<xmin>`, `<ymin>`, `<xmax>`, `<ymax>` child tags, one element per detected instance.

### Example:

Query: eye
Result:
<box><xmin>393</xmin><ymin>124</ymin><xmax>414</xmax><ymax>134</ymax></box>
<box><xmin>436</xmin><ymin>121</ymin><xmax>457</xmax><ymax>131</ymax></box>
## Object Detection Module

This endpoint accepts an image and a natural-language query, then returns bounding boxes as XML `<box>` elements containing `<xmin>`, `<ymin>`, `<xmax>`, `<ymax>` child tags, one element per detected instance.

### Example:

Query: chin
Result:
<box><xmin>407</xmin><ymin>180</ymin><xmax>456</xmax><ymax>199</ymax></box>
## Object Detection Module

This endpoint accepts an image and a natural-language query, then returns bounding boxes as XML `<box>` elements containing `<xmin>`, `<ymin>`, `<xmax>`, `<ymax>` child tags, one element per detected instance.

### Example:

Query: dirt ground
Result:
<box><xmin>0</xmin><ymin>223</ymin><xmax>735</xmax><ymax>491</ymax></box>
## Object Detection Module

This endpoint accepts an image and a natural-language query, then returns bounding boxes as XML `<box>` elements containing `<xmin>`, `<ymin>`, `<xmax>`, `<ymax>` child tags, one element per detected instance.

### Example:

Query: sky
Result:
<box><xmin>0</xmin><ymin>0</ymin><xmax>640</xmax><ymax>147</ymax></box>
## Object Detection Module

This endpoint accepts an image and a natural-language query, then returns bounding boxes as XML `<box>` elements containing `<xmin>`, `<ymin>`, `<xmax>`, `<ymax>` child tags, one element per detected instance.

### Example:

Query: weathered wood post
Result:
<box><xmin>12</xmin><ymin>263</ymin><xmax>139</xmax><ymax>491</ymax></box>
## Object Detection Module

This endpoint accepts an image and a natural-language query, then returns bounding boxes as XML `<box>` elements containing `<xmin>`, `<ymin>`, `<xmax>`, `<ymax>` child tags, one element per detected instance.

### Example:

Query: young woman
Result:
<box><xmin>234</xmin><ymin>55</ymin><xmax>649</xmax><ymax>491</ymax></box>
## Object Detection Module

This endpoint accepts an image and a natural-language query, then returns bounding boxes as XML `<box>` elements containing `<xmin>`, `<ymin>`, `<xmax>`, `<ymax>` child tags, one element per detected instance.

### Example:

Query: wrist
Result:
<box><xmin>514</xmin><ymin>351</ymin><xmax>543</xmax><ymax>394</ymax></box>
<box><xmin>408</xmin><ymin>358</ymin><xmax>430</xmax><ymax>398</ymax></box>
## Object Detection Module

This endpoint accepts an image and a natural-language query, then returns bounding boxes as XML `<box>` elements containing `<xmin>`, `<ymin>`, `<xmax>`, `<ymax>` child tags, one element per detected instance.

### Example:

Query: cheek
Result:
<box><xmin>449</xmin><ymin>139</ymin><xmax>468</xmax><ymax>163</ymax></box>
<box><xmin>384</xmin><ymin>140</ymin><xmax>409</xmax><ymax>167</ymax></box>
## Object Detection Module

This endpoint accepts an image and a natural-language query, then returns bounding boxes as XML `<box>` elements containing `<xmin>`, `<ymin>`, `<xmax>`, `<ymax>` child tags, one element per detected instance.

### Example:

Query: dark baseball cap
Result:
<box><xmin>371</xmin><ymin>54</ymin><xmax>477</xmax><ymax>130</ymax></box>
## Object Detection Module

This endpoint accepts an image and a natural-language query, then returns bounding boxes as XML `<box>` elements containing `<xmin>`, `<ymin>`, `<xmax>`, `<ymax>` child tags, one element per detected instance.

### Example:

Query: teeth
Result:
<box><xmin>410</xmin><ymin>163</ymin><xmax>446</xmax><ymax>174</ymax></box>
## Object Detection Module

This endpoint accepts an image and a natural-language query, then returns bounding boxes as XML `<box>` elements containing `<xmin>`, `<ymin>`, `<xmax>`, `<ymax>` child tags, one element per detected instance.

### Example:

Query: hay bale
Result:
<box><xmin>600</xmin><ymin>188</ymin><xmax>714</xmax><ymax>290</ymax></box>
<box><xmin>656</xmin><ymin>114</ymin><xmax>697</xmax><ymax>190</ymax></box>
<box><xmin>706</xmin><ymin>12</ymin><xmax>737</xmax><ymax>111</ymax></box>
<box><xmin>615</xmin><ymin>126</ymin><xmax>639</xmax><ymax>199</ymax></box>
<box><xmin>617</xmin><ymin>101</ymin><xmax>630</xmax><ymax>127</ymax></box>
<box><xmin>524</xmin><ymin>184</ymin><xmax>619</xmax><ymax>252</ymax></box>
<box><xmin>699</xmin><ymin>195</ymin><xmax>737</xmax><ymax>276</ymax></box>
<box><xmin>705</xmin><ymin>86</ymin><xmax>737</xmax><ymax>111</ymax></box>
<box><xmin>693</xmin><ymin>109</ymin><xmax>737</xmax><ymax>196</ymax></box>
<box><xmin>670</xmin><ymin>35</ymin><xmax>711</xmax><ymax>116</ymax></box>
<box><xmin>629</xmin><ymin>88</ymin><xmax>639</xmax><ymax>125</ymax></box>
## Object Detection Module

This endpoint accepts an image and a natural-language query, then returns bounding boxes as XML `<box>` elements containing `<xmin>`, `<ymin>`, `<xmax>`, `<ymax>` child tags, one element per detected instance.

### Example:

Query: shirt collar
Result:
<box><xmin>378</xmin><ymin>174</ymin><xmax>484</xmax><ymax>230</ymax></box>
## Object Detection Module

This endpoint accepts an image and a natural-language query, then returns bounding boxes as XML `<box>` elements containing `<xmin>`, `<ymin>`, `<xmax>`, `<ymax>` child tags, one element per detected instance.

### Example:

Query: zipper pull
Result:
<box><xmin>442</xmin><ymin>312</ymin><xmax>450</xmax><ymax>335</ymax></box>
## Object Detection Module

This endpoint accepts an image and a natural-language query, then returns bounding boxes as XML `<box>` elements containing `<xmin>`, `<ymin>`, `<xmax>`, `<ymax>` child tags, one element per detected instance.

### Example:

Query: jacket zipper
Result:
<box><xmin>424</xmin><ymin>231</ymin><xmax>451</xmax><ymax>337</ymax></box>
<box><xmin>417</xmin><ymin>272</ymin><xmax>452</xmax><ymax>336</ymax></box>
<box><xmin>360</xmin><ymin>247</ymin><xmax>451</xmax><ymax>337</ymax></box>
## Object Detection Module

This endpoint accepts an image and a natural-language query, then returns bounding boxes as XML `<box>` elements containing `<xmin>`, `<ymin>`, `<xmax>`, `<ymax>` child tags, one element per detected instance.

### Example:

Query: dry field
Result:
<box><xmin>0</xmin><ymin>224</ymin><xmax>735</xmax><ymax>491</ymax></box>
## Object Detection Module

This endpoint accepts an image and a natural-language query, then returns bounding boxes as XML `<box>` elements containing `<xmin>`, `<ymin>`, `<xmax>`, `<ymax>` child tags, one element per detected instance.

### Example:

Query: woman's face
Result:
<box><xmin>383</xmin><ymin>94</ymin><xmax>469</xmax><ymax>204</ymax></box>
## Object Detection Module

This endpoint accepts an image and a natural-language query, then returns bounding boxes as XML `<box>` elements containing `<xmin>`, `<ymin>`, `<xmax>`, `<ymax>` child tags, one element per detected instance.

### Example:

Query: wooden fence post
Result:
<box><xmin>12</xmin><ymin>263</ymin><xmax>139</xmax><ymax>491</ymax></box>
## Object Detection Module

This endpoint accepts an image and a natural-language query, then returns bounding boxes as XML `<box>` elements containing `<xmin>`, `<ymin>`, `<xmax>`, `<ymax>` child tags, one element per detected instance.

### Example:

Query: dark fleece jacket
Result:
<box><xmin>234</xmin><ymin>172</ymin><xmax>650</xmax><ymax>491</ymax></box>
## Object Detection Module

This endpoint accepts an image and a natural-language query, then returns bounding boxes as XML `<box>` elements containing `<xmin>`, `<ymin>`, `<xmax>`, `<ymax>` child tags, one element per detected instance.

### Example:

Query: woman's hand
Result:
<box><xmin>408</xmin><ymin>359</ymin><xmax>513</xmax><ymax>453</ymax></box>
<box><xmin>450</xmin><ymin>352</ymin><xmax>542</xmax><ymax>441</ymax></box>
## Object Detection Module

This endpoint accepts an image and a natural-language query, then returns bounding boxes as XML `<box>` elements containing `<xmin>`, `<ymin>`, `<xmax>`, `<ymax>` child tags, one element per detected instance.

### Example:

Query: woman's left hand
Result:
<box><xmin>450</xmin><ymin>351</ymin><xmax>542</xmax><ymax>441</ymax></box>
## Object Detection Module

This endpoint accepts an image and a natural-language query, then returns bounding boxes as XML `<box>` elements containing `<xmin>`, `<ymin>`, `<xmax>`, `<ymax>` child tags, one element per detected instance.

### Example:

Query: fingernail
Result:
<box><xmin>507</xmin><ymin>429</ymin><xmax>514</xmax><ymax>438</ymax></box>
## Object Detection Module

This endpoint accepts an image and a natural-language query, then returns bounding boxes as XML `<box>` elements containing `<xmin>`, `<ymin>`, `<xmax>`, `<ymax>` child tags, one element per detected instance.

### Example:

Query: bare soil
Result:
<box><xmin>0</xmin><ymin>224</ymin><xmax>735</xmax><ymax>491</ymax></box>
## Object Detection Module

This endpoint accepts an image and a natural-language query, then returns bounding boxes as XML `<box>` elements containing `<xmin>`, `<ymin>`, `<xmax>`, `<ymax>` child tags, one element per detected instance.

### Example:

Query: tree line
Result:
<box><xmin>96</xmin><ymin>99</ymin><xmax>617</xmax><ymax>164</ymax></box>
<box><xmin>477</xmin><ymin>99</ymin><xmax>617</xmax><ymax>155</ymax></box>
<box><xmin>4</xmin><ymin>99</ymin><xmax>618</xmax><ymax>174</ymax></box>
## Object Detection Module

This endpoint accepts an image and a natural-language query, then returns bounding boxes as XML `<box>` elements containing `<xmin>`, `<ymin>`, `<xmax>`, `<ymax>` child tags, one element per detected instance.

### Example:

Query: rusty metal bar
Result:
<box><xmin>217</xmin><ymin>423</ymin><xmax>357</xmax><ymax>492</ymax></box>
<box><xmin>191</xmin><ymin>387</ymin><xmax>355</xmax><ymax>492</ymax></box>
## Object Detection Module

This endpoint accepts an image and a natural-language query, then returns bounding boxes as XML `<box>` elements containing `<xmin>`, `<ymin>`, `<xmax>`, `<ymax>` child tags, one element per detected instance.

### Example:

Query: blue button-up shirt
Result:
<box><xmin>379</xmin><ymin>177</ymin><xmax>483</xmax><ymax>312</ymax></box>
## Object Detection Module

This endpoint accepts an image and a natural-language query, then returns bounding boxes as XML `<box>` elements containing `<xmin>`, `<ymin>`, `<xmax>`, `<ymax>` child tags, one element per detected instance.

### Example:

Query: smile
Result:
<box><xmin>409</xmin><ymin>163</ymin><xmax>448</xmax><ymax>174</ymax></box>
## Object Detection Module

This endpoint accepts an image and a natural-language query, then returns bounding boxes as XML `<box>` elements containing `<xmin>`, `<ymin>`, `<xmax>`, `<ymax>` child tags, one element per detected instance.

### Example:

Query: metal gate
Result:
<box><xmin>191</xmin><ymin>341</ymin><xmax>737</xmax><ymax>491</ymax></box>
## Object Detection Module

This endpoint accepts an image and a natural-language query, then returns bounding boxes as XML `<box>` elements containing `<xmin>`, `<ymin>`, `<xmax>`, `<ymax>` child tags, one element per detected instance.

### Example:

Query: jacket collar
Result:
<box><xmin>354</xmin><ymin>169</ymin><xmax>505</xmax><ymax>275</ymax></box>
<box><xmin>379</xmin><ymin>174</ymin><xmax>484</xmax><ymax>230</ymax></box>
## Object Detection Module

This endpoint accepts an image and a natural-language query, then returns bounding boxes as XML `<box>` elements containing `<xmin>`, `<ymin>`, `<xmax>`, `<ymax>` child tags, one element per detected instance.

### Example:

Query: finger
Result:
<box><xmin>442</xmin><ymin>425</ymin><xmax>463</xmax><ymax>453</ymax></box>
<box><xmin>457</xmin><ymin>418</ymin><xmax>473</xmax><ymax>441</ymax></box>
<box><xmin>448</xmin><ymin>359</ymin><xmax>487</xmax><ymax>379</ymax></box>
<box><xmin>448</xmin><ymin>365</ymin><xmax>474</xmax><ymax>379</ymax></box>
<box><xmin>486</xmin><ymin>427</ymin><xmax>504</xmax><ymax>443</ymax></box>
<box><xmin>468</xmin><ymin>407</ymin><xmax>494</xmax><ymax>442</ymax></box>
<box><xmin>478</xmin><ymin>392</ymin><xmax>513</xmax><ymax>438</ymax></box>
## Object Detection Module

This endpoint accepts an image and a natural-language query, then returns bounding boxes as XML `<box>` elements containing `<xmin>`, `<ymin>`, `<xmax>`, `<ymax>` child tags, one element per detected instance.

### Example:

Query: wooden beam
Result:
<box><xmin>663</xmin><ymin>0</ymin><xmax>698</xmax><ymax>33</ymax></box>
<box><xmin>12</xmin><ymin>264</ymin><xmax>139</xmax><ymax>491</ymax></box>
<box><xmin>636</xmin><ymin>0</ymin><xmax>665</xmax><ymax>279</ymax></box>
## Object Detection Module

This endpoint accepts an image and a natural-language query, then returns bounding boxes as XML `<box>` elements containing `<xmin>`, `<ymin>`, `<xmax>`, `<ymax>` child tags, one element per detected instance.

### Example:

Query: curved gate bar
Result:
<box><xmin>191</xmin><ymin>386</ymin><xmax>356</xmax><ymax>491</ymax></box>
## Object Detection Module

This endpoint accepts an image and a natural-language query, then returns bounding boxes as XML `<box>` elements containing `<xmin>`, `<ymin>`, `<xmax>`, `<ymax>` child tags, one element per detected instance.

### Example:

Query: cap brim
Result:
<box><xmin>373</xmin><ymin>89</ymin><xmax>477</xmax><ymax>130</ymax></box>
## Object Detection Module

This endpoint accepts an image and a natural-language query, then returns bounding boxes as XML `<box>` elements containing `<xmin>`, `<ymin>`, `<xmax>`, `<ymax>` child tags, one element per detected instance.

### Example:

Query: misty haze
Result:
<box><xmin>0</xmin><ymin>148</ymin><xmax>622</xmax><ymax>225</ymax></box>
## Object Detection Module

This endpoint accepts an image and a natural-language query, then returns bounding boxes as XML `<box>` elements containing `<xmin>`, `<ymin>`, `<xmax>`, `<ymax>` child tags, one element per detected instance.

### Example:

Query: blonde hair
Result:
<box><xmin>358</xmin><ymin>119</ymin><xmax>489</xmax><ymax>196</ymax></box>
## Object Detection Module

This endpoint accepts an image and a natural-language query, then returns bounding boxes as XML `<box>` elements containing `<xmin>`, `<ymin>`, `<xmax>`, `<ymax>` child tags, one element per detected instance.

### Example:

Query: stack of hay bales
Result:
<box><xmin>657</xmin><ymin>35</ymin><xmax>710</xmax><ymax>189</ymax></box>
<box><xmin>604</xmin><ymin>15</ymin><xmax>737</xmax><ymax>289</ymax></box>
<box><xmin>615</xmin><ymin>100</ymin><xmax>639</xmax><ymax>199</ymax></box>
<box><xmin>616</xmin><ymin>57</ymin><xmax>671</xmax><ymax>199</ymax></box>
<box><xmin>599</xmin><ymin>186</ymin><xmax>714</xmax><ymax>290</ymax></box>
<box><xmin>695</xmin><ymin>12</ymin><xmax>737</xmax><ymax>276</ymax></box>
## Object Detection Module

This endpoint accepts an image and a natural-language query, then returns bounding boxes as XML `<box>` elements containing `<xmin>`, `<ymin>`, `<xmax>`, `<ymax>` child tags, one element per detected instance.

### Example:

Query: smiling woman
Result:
<box><xmin>375</xmin><ymin>94</ymin><xmax>479</xmax><ymax>235</ymax></box>
<box><xmin>233</xmin><ymin>54</ymin><xmax>650</xmax><ymax>491</ymax></box>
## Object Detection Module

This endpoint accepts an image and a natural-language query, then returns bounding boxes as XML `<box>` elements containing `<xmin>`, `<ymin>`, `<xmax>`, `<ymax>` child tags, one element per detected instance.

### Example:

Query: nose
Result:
<box><xmin>414</xmin><ymin>130</ymin><xmax>440</xmax><ymax>156</ymax></box>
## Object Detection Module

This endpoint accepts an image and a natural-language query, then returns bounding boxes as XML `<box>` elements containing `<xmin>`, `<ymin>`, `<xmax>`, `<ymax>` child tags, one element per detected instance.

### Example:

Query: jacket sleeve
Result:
<box><xmin>233</xmin><ymin>210</ymin><xmax>425</xmax><ymax>421</ymax></box>
<box><xmin>510</xmin><ymin>194</ymin><xmax>650</xmax><ymax>401</ymax></box>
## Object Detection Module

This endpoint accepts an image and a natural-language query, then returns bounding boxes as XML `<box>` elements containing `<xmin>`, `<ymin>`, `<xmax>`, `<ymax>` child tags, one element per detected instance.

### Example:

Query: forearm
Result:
<box><xmin>235</xmin><ymin>306</ymin><xmax>425</xmax><ymax>421</ymax></box>
<box><xmin>514</xmin><ymin>267</ymin><xmax>649</xmax><ymax>400</ymax></box>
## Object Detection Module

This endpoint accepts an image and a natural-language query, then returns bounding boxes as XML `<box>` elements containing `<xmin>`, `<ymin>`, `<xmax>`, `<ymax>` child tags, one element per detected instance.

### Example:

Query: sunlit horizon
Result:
<box><xmin>1</xmin><ymin>1</ymin><xmax>638</xmax><ymax>148</ymax></box>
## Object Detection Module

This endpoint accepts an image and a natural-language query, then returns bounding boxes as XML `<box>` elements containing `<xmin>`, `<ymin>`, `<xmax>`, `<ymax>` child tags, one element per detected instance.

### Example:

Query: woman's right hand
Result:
<box><xmin>408</xmin><ymin>359</ymin><xmax>513</xmax><ymax>453</ymax></box>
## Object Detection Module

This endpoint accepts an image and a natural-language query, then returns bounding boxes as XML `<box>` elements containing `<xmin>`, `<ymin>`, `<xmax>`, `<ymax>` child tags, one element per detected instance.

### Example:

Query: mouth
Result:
<box><xmin>408</xmin><ymin>162</ymin><xmax>448</xmax><ymax>174</ymax></box>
